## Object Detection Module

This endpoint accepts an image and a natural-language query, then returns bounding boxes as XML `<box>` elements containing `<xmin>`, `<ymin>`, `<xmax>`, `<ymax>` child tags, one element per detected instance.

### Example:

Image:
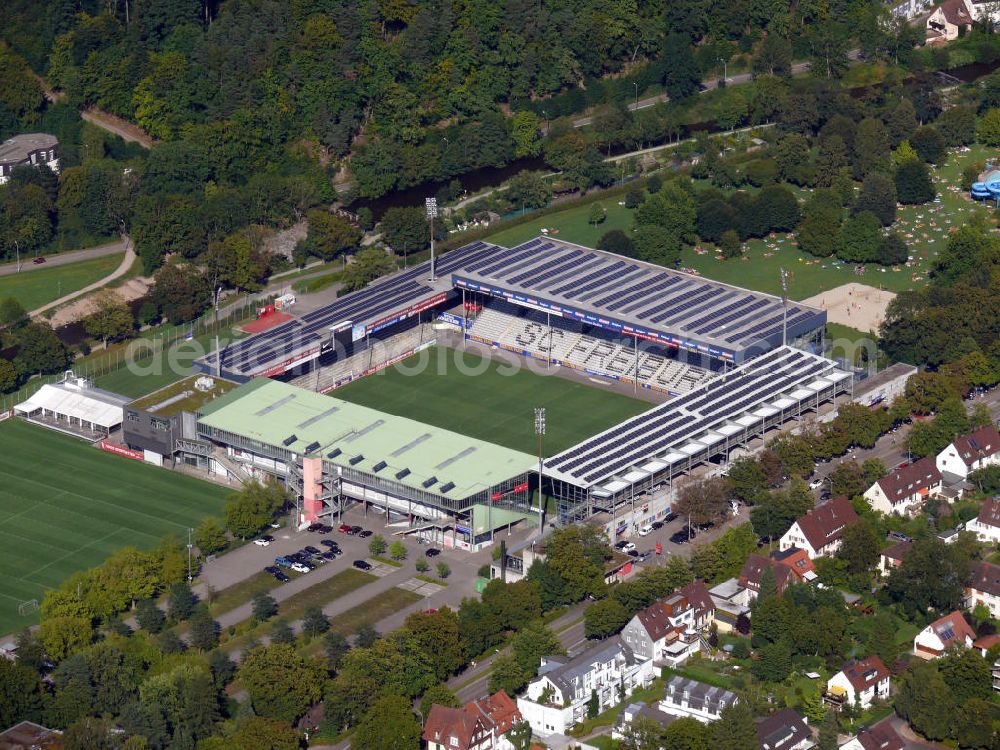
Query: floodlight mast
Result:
<box><xmin>534</xmin><ymin>407</ymin><xmax>546</xmax><ymax>532</ymax></box>
<box><xmin>426</xmin><ymin>197</ymin><xmax>438</xmax><ymax>282</ymax></box>
<box><xmin>779</xmin><ymin>267</ymin><xmax>789</xmax><ymax>347</ymax></box>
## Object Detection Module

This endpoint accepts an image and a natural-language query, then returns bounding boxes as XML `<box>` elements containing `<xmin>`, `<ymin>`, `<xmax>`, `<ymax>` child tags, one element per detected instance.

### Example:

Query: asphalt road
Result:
<box><xmin>0</xmin><ymin>237</ymin><xmax>128</xmax><ymax>278</ymax></box>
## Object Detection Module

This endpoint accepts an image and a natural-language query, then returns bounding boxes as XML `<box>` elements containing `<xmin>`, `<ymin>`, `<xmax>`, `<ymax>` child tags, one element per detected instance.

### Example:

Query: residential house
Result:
<box><xmin>517</xmin><ymin>638</ymin><xmax>655</xmax><ymax>737</ymax></box>
<box><xmin>879</xmin><ymin>540</ymin><xmax>912</xmax><ymax>577</ymax></box>
<box><xmin>423</xmin><ymin>692</ymin><xmax>522</xmax><ymax>750</ymax></box>
<box><xmin>913</xmin><ymin>611</ymin><xmax>976</xmax><ymax>658</ymax></box>
<box><xmin>890</xmin><ymin>0</ymin><xmax>934</xmax><ymax>20</ymax></box>
<box><xmin>937</xmin><ymin>426</ymin><xmax>1000</xmax><ymax>480</ymax></box>
<box><xmin>994</xmin><ymin>659</ymin><xmax>1000</xmax><ymax>693</ymax></box>
<box><xmin>708</xmin><ymin>578</ymin><xmax>750</xmax><ymax>634</ymax></box>
<box><xmin>863</xmin><ymin>457</ymin><xmax>942</xmax><ymax>517</ymax></box>
<box><xmin>0</xmin><ymin>134</ymin><xmax>59</xmax><ymax>185</ymax></box>
<box><xmin>756</xmin><ymin>708</ymin><xmax>815</xmax><ymax>750</ymax></box>
<box><xmin>825</xmin><ymin>656</ymin><xmax>891</xmax><ymax>710</ymax></box>
<box><xmin>965</xmin><ymin>497</ymin><xmax>1000</xmax><ymax>545</ymax></box>
<box><xmin>838</xmin><ymin>720</ymin><xmax>905</xmax><ymax>750</ymax></box>
<box><xmin>780</xmin><ymin>496</ymin><xmax>859</xmax><ymax>559</ymax></box>
<box><xmin>965</xmin><ymin>560</ymin><xmax>1000</xmax><ymax>618</ymax></box>
<box><xmin>926</xmin><ymin>0</ymin><xmax>974</xmax><ymax>42</ymax></box>
<box><xmin>658</xmin><ymin>675</ymin><xmax>739</xmax><ymax>723</ymax></box>
<box><xmin>0</xmin><ymin>721</ymin><xmax>62</xmax><ymax>749</ymax></box>
<box><xmin>737</xmin><ymin>551</ymin><xmax>815</xmax><ymax>605</ymax></box>
<box><xmin>620</xmin><ymin>581</ymin><xmax>714</xmax><ymax>666</ymax></box>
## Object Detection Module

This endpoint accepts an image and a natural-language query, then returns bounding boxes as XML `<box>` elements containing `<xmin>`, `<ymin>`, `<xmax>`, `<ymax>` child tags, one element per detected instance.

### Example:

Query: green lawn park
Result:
<box><xmin>332</xmin><ymin>345</ymin><xmax>649</xmax><ymax>456</ymax></box>
<box><xmin>0</xmin><ymin>252</ymin><xmax>124</xmax><ymax>312</ymax></box>
<box><xmin>486</xmin><ymin>145</ymin><xmax>994</xmax><ymax>301</ymax></box>
<box><xmin>0</xmin><ymin>419</ymin><xmax>229</xmax><ymax>635</ymax></box>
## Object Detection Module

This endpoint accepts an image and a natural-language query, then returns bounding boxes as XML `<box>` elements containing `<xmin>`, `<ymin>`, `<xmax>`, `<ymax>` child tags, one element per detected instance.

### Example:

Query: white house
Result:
<box><xmin>966</xmin><ymin>561</ymin><xmax>1000</xmax><ymax>618</ymax></box>
<box><xmin>913</xmin><ymin>611</ymin><xmax>976</xmax><ymax>659</ymax></box>
<box><xmin>863</xmin><ymin>457</ymin><xmax>942</xmax><ymax>517</ymax></box>
<box><xmin>780</xmin><ymin>496</ymin><xmax>858</xmax><ymax>558</ymax></box>
<box><xmin>826</xmin><ymin>656</ymin><xmax>890</xmax><ymax>710</ymax></box>
<box><xmin>517</xmin><ymin>638</ymin><xmax>655</xmax><ymax>737</ymax></box>
<box><xmin>926</xmin><ymin>0</ymin><xmax>975</xmax><ymax>42</ymax></box>
<box><xmin>965</xmin><ymin>497</ymin><xmax>1000</xmax><ymax>545</ymax></box>
<box><xmin>936</xmin><ymin>426</ymin><xmax>1000</xmax><ymax>480</ymax></box>
<box><xmin>619</xmin><ymin>581</ymin><xmax>713</xmax><ymax>666</ymax></box>
<box><xmin>658</xmin><ymin>675</ymin><xmax>739</xmax><ymax>722</ymax></box>
<box><xmin>0</xmin><ymin>133</ymin><xmax>59</xmax><ymax>185</ymax></box>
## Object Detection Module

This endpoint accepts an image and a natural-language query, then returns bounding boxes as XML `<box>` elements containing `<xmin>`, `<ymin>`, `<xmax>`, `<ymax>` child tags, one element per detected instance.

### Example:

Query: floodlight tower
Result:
<box><xmin>779</xmin><ymin>267</ymin><xmax>789</xmax><ymax>347</ymax></box>
<box><xmin>534</xmin><ymin>407</ymin><xmax>546</xmax><ymax>531</ymax></box>
<box><xmin>426</xmin><ymin>197</ymin><xmax>438</xmax><ymax>282</ymax></box>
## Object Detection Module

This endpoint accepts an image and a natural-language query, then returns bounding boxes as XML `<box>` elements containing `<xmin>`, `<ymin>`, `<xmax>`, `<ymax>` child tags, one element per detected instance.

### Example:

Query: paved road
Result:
<box><xmin>30</xmin><ymin>245</ymin><xmax>137</xmax><ymax>317</ymax></box>
<box><xmin>0</xmin><ymin>238</ymin><xmax>128</xmax><ymax>278</ymax></box>
<box><xmin>571</xmin><ymin>51</ymin><xmax>859</xmax><ymax>129</ymax></box>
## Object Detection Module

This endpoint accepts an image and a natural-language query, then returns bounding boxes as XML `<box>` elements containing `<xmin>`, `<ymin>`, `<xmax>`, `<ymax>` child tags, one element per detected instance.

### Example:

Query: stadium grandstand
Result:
<box><xmin>196</xmin><ymin>378</ymin><xmax>538</xmax><ymax>550</ymax></box>
<box><xmin>196</xmin><ymin>237</ymin><xmax>827</xmax><ymax>389</ymax></box>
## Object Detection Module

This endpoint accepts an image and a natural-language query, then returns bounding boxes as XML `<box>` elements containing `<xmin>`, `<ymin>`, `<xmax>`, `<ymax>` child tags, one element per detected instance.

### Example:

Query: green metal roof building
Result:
<box><xmin>197</xmin><ymin>379</ymin><xmax>538</xmax><ymax>545</ymax></box>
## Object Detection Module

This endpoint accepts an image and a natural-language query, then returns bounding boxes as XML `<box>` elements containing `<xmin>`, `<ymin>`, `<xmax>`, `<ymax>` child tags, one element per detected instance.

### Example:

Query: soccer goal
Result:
<box><xmin>18</xmin><ymin>599</ymin><xmax>38</xmax><ymax>617</ymax></box>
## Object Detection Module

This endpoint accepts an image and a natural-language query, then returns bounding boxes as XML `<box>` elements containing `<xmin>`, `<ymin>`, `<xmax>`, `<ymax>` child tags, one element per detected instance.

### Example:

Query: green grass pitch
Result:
<box><xmin>0</xmin><ymin>420</ymin><xmax>229</xmax><ymax>636</ymax></box>
<box><xmin>333</xmin><ymin>346</ymin><xmax>650</xmax><ymax>456</ymax></box>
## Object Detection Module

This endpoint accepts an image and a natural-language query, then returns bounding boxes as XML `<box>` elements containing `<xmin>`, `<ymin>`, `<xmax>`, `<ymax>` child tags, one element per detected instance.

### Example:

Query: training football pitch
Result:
<box><xmin>333</xmin><ymin>346</ymin><xmax>650</xmax><ymax>456</ymax></box>
<box><xmin>0</xmin><ymin>420</ymin><xmax>229</xmax><ymax>635</ymax></box>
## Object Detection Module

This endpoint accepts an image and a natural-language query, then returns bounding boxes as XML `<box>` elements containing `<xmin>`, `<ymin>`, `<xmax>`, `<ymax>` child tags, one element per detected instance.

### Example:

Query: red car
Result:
<box><xmin>32</xmin><ymin>257</ymin><xmax>46</xmax><ymax>264</ymax></box>
<box><xmin>338</xmin><ymin>523</ymin><xmax>352</xmax><ymax>533</ymax></box>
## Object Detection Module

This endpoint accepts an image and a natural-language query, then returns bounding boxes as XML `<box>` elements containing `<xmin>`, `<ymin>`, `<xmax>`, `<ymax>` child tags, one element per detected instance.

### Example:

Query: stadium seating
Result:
<box><xmin>467</xmin><ymin>305</ymin><xmax>715</xmax><ymax>394</ymax></box>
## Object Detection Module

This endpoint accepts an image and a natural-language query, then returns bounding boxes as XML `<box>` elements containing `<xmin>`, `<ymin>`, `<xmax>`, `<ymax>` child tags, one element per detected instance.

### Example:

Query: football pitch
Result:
<box><xmin>0</xmin><ymin>420</ymin><xmax>229</xmax><ymax>635</ymax></box>
<box><xmin>333</xmin><ymin>346</ymin><xmax>650</xmax><ymax>455</ymax></box>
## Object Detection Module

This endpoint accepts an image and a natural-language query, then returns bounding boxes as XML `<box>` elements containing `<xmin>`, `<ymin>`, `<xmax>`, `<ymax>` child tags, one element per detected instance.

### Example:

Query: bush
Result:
<box><xmin>623</xmin><ymin>188</ymin><xmax>643</xmax><ymax>208</ymax></box>
<box><xmin>437</xmin><ymin>562</ymin><xmax>451</xmax><ymax>579</ymax></box>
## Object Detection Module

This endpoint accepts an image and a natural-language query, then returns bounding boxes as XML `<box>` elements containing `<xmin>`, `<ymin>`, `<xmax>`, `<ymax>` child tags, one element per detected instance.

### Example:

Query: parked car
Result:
<box><xmin>307</xmin><ymin>522</ymin><xmax>323</xmax><ymax>532</ymax></box>
<box><xmin>253</xmin><ymin>537</ymin><xmax>272</xmax><ymax>547</ymax></box>
<box><xmin>321</xmin><ymin>551</ymin><xmax>336</xmax><ymax>560</ymax></box>
<box><xmin>320</xmin><ymin>539</ymin><xmax>339</xmax><ymax>549</ymax></box>
<box><xmin>348</xmin><ymin>525</ymin><xmax>363</xmax><ymax>535</ymax></box>
<box><xmin>303</xmin><ymin>545</ymin><xmax>321</xmax><ymax>555</ymax></box>
<box><xmin>290</xmin><ymin>562</ymin><xmax>311</xmax><ymax>573</ymax></box>
<box><xmin>809</xmin><ymin>479</ymin><xmax>824</xmax><ymax>490</ymax></box>
<box><xmin>613</xmin><ymin>540</ymin><xmax>629</xmax><ymax>550</ymax></box>
<box><xmin>620</xmin><ymin>541</ymin><xmax>636</xmax><ymax>552</ymax></box>
<box><xmin>317</xmin><ymin>524</ymin><xmax>333</xmax><ymax>533</ymax></box>
<box><xmin>670</xmin><ymin>527</ymin><xmax>695</xmax><ymax>544</ymax></box>
<box><xmin>888</xmin><ymin>531</ymin><xmax>912</xmax><ymax>543</ymax></box>
<box><xmin>662</xmin><ymin>512</ymin><xmax>678</xmax><ymax>524</ymax></box>
<box><xmin>651</xmin><ymin>521</ymin><xmax>664</xmax><ymax>530</ymax></box>
<box><xmin>353</xmin><ymin>560</ymin><xmax>372</xmax><ymax>571</ymax></box>
<box><xmin>425</xmin><ymin>548</ymin><xmax>441</xmax><ymax>557</ymax></box>
<box><xmin>275</xmin><ymin>556</ymin><xmax>293</xmax><ymax>568</ymax></box>
<box><xmin>338</xmin><ymin>523</ymin><xmax>352</xmax><ymax>533</ymax></box>
<box><xmin>358</xmin><ymin>529</ymin><xmax>373</xmax><ymax>538</ymax></box>
<box><xmin>273</xmin><ymin>570</ymin><xmax>289</xmax><ymax>582</ymax></box>
<box><xmin>638</xmin><ymin>524</ymin><xmax>653</xmax><ymax>537</ymax></box>
<box><xmin>32</xmin><ymin>256</ymin><xmax>45</xmax><ymax>264</ymax></box>
<box><xmin>264</xmin><ymin>566</ymin><xmax>279</xmax><ymax>575</ymax></box>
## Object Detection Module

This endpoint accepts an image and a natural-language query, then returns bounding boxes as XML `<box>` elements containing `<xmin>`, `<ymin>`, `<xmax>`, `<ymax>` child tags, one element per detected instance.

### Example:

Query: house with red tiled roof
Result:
<box><xmin>965</xmin><ymin>497</ymin><xmax>1000</xmax><ymax>545</ymax></box>
<box><xmin>926</xmin><ymin>0</ymin><xmax>974</xmax><ymax>42</ymax></box>
<box><xmin>863</xmin><ymin>457</ymin><xmax>942</xmax><ymax>517</ymax></box>
<box><xmin>423</xmin><ymin>692</ymin><xmax>522</xmax><ymax>750</ymax></box>
<box><xmin>826</xmin><ymin>656</ymin><xmax>890</xmax><ymax>710</ymax></box>
<box><xmin>937</xmin><ymin>426</ymin><xmax>1000</xmax><ymax>480</ymax></box>
<box><xmin>879</xmin><ymin>540</ymin><xmax>912</xmax><ymax>577</ymax></box>
<box><xmin>780</xmin><ymin>496</ymin><xmax>859</xmax><ymax>558</ymax></box>
<box><xmin>620</xmin><ymin>581</ymin><xmax>714</xmax><ymax>666</ymax></box>
<box><xmin>974</xmin><ymin>633</ymin><xmax>1000</xmax><ymax>656</ymax></box>
<box><xmin>736</xmin><ymin>551</ymin><xmax>815</xmax><ymax>605</ymax></box>
<box><xmin>966</xmin><ymin>560</ymin><xmax>1000</xmax><ymax>619</ymax></box>
<box><xmin>913</xmin><ymin>610</ymin><xmax>976</xmax><ymax>658</ymax></box>
<box><xmin>839</xmin><ymin>719</ymin><xmax>905</xmax><ymax>750</ymax></box>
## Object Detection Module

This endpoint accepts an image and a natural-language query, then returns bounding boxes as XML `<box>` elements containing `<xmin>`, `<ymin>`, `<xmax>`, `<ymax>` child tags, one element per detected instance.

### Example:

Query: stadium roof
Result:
<box><xmin>201</xmin><ymin>237</ymin><xmax>825</xmax><ymax>378</ymax></box>
<box><xmin>197</xmin><ymin>378</ymin><xmax>536</xmax><ymax>500</ymax></box>
<box><xmin>544</xmin><ymin>346</ymin><xmax>850</xmax><ymax>490</ymax></box>
<box><xmin>453</xmin><ymin>237</ymin><xmax>824</xmax><ymax>361</ymax></box>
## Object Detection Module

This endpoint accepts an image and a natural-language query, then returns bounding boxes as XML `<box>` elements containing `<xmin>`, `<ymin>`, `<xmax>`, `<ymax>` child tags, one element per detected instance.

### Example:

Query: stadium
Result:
<box><xmin>190</xmin><ymin>237</ymin><xmax>851</xmax><ymax>549</ymax></box>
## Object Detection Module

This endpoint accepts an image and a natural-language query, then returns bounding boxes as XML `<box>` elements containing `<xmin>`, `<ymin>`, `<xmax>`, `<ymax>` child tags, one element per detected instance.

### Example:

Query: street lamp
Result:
<box><xmin>633</xmin><ymin>82</ymin><xmax>638</xmax><ymax>111</ymax></box>
<box><xmin>426</xmin><ymin>197</ymin><xmax>438</xmax><ymax>282</ymax></box>
<box><xmin>718</xmin><ymin>57</ymin><xmax>728</xmax><ymax>86</ymax></box>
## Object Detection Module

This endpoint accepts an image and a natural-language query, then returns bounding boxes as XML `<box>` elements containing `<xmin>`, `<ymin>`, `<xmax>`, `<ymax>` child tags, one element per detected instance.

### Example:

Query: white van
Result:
<box><xmin>638</xmin><ymin>524</ymin><xmax>654</xmax><ymax>537</ymax></box>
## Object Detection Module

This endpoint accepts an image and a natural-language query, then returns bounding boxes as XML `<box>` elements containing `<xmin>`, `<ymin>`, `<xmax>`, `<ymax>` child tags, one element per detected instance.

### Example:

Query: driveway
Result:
<box><xmin>30</xmin><ymin>245</ymin><xmax>137</xmax><ymax>317</ymax></box>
